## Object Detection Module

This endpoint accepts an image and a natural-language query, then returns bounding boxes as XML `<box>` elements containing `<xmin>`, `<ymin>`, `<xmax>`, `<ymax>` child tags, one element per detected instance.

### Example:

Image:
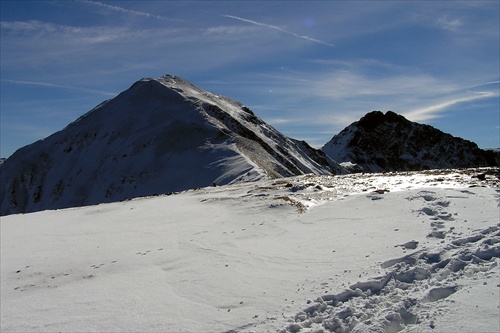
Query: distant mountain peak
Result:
<box><xmin>322</xmin><ymin>111</ymin><xmax>499</xmax><ymax>172</ymax></box>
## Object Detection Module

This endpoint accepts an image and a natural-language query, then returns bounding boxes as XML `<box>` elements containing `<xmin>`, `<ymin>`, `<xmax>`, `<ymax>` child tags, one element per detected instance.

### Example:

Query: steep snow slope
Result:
<box><xmin>1</xmin><ymin>168</ymin><xmax>498</xmax><ymax>333</ymax></box>
<box><xmin>0</xmin><ymin>75</ymin><xmax>343</xmax><ymax>216</ymax></box>
<box><xmin>322</xmin><ymin>111</ymin><xmax>499</xmax><ymax>173</ymax></box>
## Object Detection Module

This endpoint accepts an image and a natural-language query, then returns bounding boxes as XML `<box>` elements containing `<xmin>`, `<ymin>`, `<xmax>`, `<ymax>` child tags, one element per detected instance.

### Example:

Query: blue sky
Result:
<box><xmin>1</xmin><ymin>1</ymin><xmax>499</xmax><ymax>158</ymax></box>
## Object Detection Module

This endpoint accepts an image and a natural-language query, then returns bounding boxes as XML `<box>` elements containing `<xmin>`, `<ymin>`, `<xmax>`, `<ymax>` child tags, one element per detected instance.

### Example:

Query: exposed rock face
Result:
<box><xmin>0</xmin><ymin>75</ymin><xmax>344</xmax><ymax>216</ymax></box>
<box><xmin>322</xmin><ymin>111</ymin><xmax>499</xmax><ymax>173</ymax></box>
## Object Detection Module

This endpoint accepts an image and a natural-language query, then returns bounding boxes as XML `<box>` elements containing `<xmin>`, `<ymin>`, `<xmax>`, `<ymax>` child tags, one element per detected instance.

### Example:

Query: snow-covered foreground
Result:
<box><xmin>1</xmin><ymin>168</ymin><xmax>499</xmax><ymax>333</ymax></box>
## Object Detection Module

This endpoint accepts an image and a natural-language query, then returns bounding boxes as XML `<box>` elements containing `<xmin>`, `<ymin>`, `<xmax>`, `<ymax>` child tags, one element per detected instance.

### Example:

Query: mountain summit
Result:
<box><xmin>322</xmin><ymin>111</ymin><xmax>499</xmax><ymax>172</ymax></box>
<box><xmin>0</xmin><ymin>75</ymin><xmax>343</xmax><ymax>216</ymax></box>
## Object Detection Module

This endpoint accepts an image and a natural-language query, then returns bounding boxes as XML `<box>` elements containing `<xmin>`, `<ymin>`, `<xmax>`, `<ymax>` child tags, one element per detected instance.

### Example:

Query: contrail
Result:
<box><xmin>84</xmin><ymin>1</ymin><xmax>185</xmax><ymax>22</ymax></box>
<box><xmin>223</xmin><ymin>15</ymin><xmax>335</xmax><ymax>48</ymax></box>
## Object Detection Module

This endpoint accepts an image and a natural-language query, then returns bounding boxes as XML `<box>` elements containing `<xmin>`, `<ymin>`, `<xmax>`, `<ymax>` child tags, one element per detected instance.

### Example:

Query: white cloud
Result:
<box><xmin>1</xmin><ymin>15</ymin><xmax>292</xmax><ymax>74</ymax></box>
<box><xmin>311</xmin><ymin>72</ymin><xmax>457</xmax><ymax>99</ymax></box>
<box><xmin>436</xmin><ymin>15</ymin><xmax>464</xmax><ymax>31</ymax></box>
<box><xmin>224</xmin><ymin>65</ymin><xmax>498</xmax><ymax>138</ymax></box>
<box><xmin>264</xmin><ymin>117</ymin><xmax>296</xmax><ymax>125</ymax></box>
<box><xmin>403</xmin><ymin>91</ymin><xmax>497</xmax><ymax>122</ymax></box>
<box><xmin>0</xmin><ymin>20</ymin><xmax>82</xmax><ymax>35</ymax></box>
<box><xmin>0</xmin><ymin>20</ymin><xmax>130</xmax><ymax>45</ymax></box>
<box><xmin>2</xmin><ymin>79</ymin><xmax>116</xmax><ymax>96</ymax></box>
<box><xmin>0</xmin><ymin>20</ymin><xmax>56</xmax><ymax>32</ymax></box>
<box><xmin>251</xmin><ymin>65</ymin><xmax>459</xmax><ymax>100</ymax></box>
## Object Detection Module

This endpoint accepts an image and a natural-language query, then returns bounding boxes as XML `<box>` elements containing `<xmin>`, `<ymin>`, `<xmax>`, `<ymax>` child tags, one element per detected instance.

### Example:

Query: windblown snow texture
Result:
<box><xmin>1</xmin><ymin>168</ymin><xmax>499</xmax><ymax>332</ymax></box>
<box><xmin>0</xmin><ymin>75</ymin><xmax>343</xmax><ymax>216</ymax></box>
<box><xmin>322</xmin><ymin>111</ymin><xmax>500</xmax><ymax>173</ymax></box>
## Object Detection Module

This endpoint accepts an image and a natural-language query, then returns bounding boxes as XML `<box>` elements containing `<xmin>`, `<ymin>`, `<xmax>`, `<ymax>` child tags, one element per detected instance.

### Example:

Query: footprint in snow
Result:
<box><xmin>396</xmin><ymin>240</ymin><xmax>419</xmax><ymax>250</ymax></box>
<box><xmin>428</xmin><ymin>230</ymin><xmax>447</xmax><ymax>239</ymax></box>
<box><xmin>422</xmin><ymin>286</ymin><xmax>458</xmax><ymax>303</ymax></box>
<box><xmin>279</xmin><ymin>223</ymin><xmax>500</xmax><ymax>333</ymax></box>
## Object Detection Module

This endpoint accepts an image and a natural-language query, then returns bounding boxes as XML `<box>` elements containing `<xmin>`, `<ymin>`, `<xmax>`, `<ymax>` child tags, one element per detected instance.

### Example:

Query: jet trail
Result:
<box><xmin>223</xmin><ymin>15</ymin><xmax>335</xmax><ymax>48</ymax></box>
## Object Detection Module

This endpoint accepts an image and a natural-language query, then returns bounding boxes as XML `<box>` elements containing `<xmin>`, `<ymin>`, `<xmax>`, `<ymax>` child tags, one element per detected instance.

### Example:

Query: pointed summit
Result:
<box><xmin>0</xmin><ymin>75</ymin><xmax>344</xmax><ymax>215</ymax></box>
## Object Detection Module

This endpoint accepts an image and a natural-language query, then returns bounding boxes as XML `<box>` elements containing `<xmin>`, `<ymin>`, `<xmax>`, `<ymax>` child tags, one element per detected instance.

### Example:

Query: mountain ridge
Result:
<box><xmin>0</xmin><ymin>75</ymin><xmax>344</xmax><ymax>216</ymax></box>
<box><xmin>322</xmin><ymin>110</ymin><xmax>499</xmax><ymax>172</ymax></box>
<box><xmin>2</xmin><ymin>77</ymin><xmax>498</xmax><ymax>216</ymax></box>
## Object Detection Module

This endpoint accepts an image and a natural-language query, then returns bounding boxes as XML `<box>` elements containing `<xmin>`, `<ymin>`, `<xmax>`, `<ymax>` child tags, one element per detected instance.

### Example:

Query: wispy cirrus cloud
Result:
<box><xmin>0</xmin><ymin>20</ymin><xmax>56</xmax><ymax>33</ymax></box>
<box><xmin>436</xmin><ymin>14</ymin><xmax>464</xmax><ymax>31</ymax></box>
<box><xmin>83</xmin><ymin>1</ymin><xmax>185</xmax><ymax>22</ymax></box>
<box><xmin>403</xmin><ymin>91</ymin><xmax>497</xmax><ymax>122</ymax></box>
<box><xmin>2</xmin><ymin>79</ymin><xmax>116</xmax><ymax>96</ymax></box>
<box><xmin>0</xmin><ymin>20</ymin><xmax>81</xmax><ymax>35</ymax></box>
<box><xmin>0</xmin><ymin>20</ymin><xmax>129</xmax><ymax>44</ymax></box>
<box><xmin>227</xmin><ymin>66</ymin><xmax>498</xmax><ymax>135</ymax></box>
<box><xmin>222</xmin><ymin>15</ymin><xmax>335</xmax><ymax>47</ymax></box>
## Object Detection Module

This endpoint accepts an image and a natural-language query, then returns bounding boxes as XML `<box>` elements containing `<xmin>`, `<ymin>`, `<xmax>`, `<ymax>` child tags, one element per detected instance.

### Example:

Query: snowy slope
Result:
<box><xmin>0</xmin><ymin>75</ymin><xmax>344</xmax><ymax>216</ymax></box>
<box><xmin>322</xmin><ymin>111</ymin><xmax>500</xmax><ymax>173</ymax></box>
<box><xmin>1</xmin><ymin>168</ymin><xmax>499</xmax><ymax>333</ymax></box>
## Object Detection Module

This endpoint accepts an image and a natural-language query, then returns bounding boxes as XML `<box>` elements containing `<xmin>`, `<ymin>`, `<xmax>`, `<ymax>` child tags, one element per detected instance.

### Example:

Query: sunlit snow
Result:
<box><xmin>1</xmin><ymin>168</ymin><xmax>499</xmax><ymax>332</ymax></box>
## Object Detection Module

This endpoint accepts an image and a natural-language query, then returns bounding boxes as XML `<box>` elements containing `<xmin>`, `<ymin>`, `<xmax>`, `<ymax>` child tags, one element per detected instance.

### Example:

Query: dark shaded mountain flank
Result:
<box><xmin>322</xmin><ymin>111</ymin><xmax>499</xmax><ymax>173</ymax></box>
<box><xmin>0</xmin><ymin>75</ymin><xmax>345</xmax><ymax>216</ymax></box>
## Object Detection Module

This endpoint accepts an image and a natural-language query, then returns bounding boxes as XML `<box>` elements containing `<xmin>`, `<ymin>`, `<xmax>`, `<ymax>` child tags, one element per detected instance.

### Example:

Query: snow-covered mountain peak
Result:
<box><xmin>157</xmin><ymin>74</ymin><xmax>201</xmax><ymax>91</ymax></box>
<box><xmin>154</xmin><ymin>74</ymin><xmax>255</xmax><ymax>119</ymax></box>
<box><xmin>154</xmin><ymin>74</ymin><xmax>205</xmax><ymax>97</ymax></box>
<box><xmin>0</xmin><ymin>75</ymin><xmax>344</xmax><ymax>216</ymax></box>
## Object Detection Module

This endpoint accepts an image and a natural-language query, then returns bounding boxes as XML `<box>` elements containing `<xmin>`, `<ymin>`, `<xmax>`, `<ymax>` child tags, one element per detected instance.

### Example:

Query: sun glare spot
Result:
<box><xmin>304</xmin><ymin>18</ymin><xmax>315</xmax><ymax>28</ymax></box>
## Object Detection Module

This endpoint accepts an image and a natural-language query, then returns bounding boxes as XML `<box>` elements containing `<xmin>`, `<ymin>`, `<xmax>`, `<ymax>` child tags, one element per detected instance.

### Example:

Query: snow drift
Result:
<box><xmin>1</xmin><ymin>168</ymin><xmax>499</xmax><ymax>332</ymax></box>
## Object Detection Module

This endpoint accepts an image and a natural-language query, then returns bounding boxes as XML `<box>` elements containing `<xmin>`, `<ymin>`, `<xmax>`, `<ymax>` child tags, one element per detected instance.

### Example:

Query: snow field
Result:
<box><xmin>1</xmin><ymin>168</ymin><xmax>499</xmax><ymax>332</ymax></box>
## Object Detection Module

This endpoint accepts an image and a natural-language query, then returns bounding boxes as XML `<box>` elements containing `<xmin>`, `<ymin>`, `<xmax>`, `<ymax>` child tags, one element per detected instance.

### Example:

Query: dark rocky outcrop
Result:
<box><xmin>322</xmin><ymin>111</ymin><xmax>499</xmax><ymax>172</ymax></box>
